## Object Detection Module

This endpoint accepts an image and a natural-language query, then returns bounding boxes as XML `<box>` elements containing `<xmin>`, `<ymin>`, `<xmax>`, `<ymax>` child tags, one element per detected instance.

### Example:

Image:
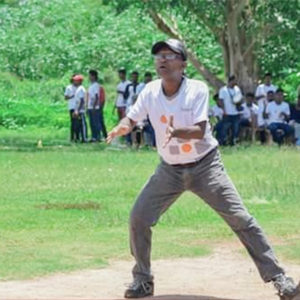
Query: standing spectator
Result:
<box><xmin>87</xmin><ymin>70</ymin><xmax>101</xmax><ymax>142</ymax></box>
<box><xmin>99</xmin><ymin>85</ymin><xmax>107</xmax><ymax>139</ymax></box>
<box><xmin>290</xmin><ymin>95</ymin><xmax>300</xmax><ymax>146</ymax></box>
<box><xmin>218</xmin><ymin>75</ymin><xmax>243</xmax><ymax>146</ymax></box>
<box><xmin>266</xmin><ymin>88</ymin><xmax>294</xmax><ymax>145</ymax></box>
<box><xmin>240</xmin><ymin>92</ymin><xmax>259</xmax><ymax>128</ymax></box>
<box><xmin>255</xmin><ymin>73</ymin><xmax>277</xmax><ymax>103</ymax></box>
<box><xmin>209</xmin><ymin>93</ymin><xmax>224</xmax><ymax>144</ymax></box>
<box><xmin>137</xmin><ymin>72</ymin><xmax>156</xmax><ymax>148</ymax></box>
<box><xmin>73</xmin><ymin>75</ymin><xmax>88</xmax><ymax>143</ymax></box>
<box><xmin>124</xmin><ymin>71</ymin><xmax>142</xmax><ymax>146</ymax></box>
<box><xmin>64</xmin><ymin>74</ymin><xmax>77</xmax><ymax>142</ymax></box>
<box><xmin>115</xmin><ymin>68</ymin><xmax>130</xmax><ymax>121</ymax></box>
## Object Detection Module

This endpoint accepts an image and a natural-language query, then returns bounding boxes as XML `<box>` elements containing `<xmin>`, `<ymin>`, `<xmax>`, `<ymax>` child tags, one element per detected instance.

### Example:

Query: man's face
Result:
<box><xmin>155</xmin><ymin>47</ymin><xmax>186</xmax><ymax>80</ymax></box>
<box><xmin>73</xmin><ymin>80</ymin><xmax>81</xmax><ymax>87</ymax></box>
<box><xmin>89</xmin><ymin>74</ymin><xmax>94</xmax><ymax>82</ymax></box>
<box><xmin>246</xmin><ymin>96</ymin><xmax>254</xmax><ymax>105</ymax></box>
<box><xmin>131</xmin><ymin>73</ymin><xmax>138</xmax><ymax>83</ymax></box>
<box><xmin>145</xmin><ymin>75</ymin><xmax>152</xmax><ymax>84</ymax></box>
<box><xmin>265</xmin><ymin>75</ymin><xmax>271</xmax><ymax>85</ymax></box>
<box><xmin>119</xmin><ymin>72</ymin><xmax>126</xmax><ymax>81</ymax></box>
<box><xmin>267</xmin><ymin>92</ymin><xmax>274</xmax><ymax>101</ymax></box>
<box><xmin>275</xmin><ymin>92</ymin><xmax>284</xmax><ymax>103</ymax></box>
<box><xmin>228</xmin><ymin>78</ymin><xmax>236</xmax><ymax>87</ymax></box>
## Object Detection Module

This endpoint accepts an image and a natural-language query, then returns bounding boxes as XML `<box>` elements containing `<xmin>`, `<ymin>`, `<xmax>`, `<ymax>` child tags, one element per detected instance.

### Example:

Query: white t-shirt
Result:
<box><xmin>241</xmin><ymin>103</ymin><xmax>259</xmax><ymax>120</ymax></box>
<box><xmin>266</xmin><ymin>101</ymin><xmax>290</xmax><ymax>124</ymax></box>
<box><xmin>219</xmin><ymin>85</ymin><xmax>243</xmax><ymax>115</ymax></box>
<box><xmin>255</xmin><ymin>83</ymin><xmax>277</xmax><ymax>102</ymax></box>
<box><xmin>88</xmin><ymin>82</ymin><xmax>100</xmax><ymax>109</ymax></box>
<box><xmin>127</xmin><ymin>78</ymin><xmax>218</xmax><ymax>165</ymax></box>
<box><xmin>64</xmin><ymin>84</ymin><xmax>77</xmax><ymax>110</ymax></box>
<box><xmin>125</xmin><ymin>82</ymin><xmax>144</xmax><ymax>108</ymax></box>
<box><xmin>209</xmin><ymin>105</ymin><xmax>224</xmax><ymax>120</ymax></box>
<box><xmin>74</xmin><ymin>85</ymin><xmax>86</xmax><ymax>113</ymax></box>
<box><xmin>116</xmin><ymin>80</ymin><xmax>130</xmax><ymax>108</ymax></box>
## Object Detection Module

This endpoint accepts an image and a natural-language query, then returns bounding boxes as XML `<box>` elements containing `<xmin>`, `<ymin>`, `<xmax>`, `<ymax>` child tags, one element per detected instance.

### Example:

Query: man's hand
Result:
<box><xmin>106</xmin><ymin>125</ymin><xmax>131</xmax><ymax>144</ymax></box>
<box><xmin>163</xmin><ymin>115</ymin><xmax>175</xmax><ymax>148</ymax></box>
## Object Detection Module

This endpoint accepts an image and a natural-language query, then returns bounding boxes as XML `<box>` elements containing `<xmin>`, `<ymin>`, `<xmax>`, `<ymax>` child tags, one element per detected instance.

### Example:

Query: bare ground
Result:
<box><xmin>1</xmin><ymin>242</ymin><xmax>300</xmax><ymax>300</ymax></box>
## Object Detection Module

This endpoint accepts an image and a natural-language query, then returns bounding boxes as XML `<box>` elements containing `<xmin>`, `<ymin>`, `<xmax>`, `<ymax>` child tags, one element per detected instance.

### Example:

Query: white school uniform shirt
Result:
<box><xmin>241</xmin><ymin>103</ymin><xmax>259</xmax><ymax>120</ymax></box>
<box><xmin>64</xmin><ymin>84</ymin><xmax>77</xmax><ymax>110</ymax></box>
<box><xmin>219</xmin><ymin>85</ymin><xmax>243</xmax><ymax>115</ymax></box>
<box><xmin>88</xmin><ymin>82</ymin><xmax>100</xmax><ymax>109</ymax></box>
<box><xmin>74</xmin><ymin>85</ymin><xmax>86</xmax><ymax>113</ymax></box>
<box><xmin>127</xmin><ymin>78</ymin><xmax>218</xmax><ymax>165</ymax></box>
<box><xmin>266</xmin><ymin>101</ymin><xmax>290</xmax><ymax>124</ymax></box>
<box><xmin>116</xmin><ymin>80</ymin><xmax>130</xmax><ymax>108</ymax></box>
<box><xmin>209</xmin><ymin>105</ymin><xmax>224</xmax><ymax>120</ymax></box>
<box><xmin>255</xmin><ymin>83</ymin><xmax>277</xmax><ymax>102</ymax></box>
<box><xmin>126</xmin><ymin>82</ymin><xmax>144</xmax><ymax>109</ymax></box>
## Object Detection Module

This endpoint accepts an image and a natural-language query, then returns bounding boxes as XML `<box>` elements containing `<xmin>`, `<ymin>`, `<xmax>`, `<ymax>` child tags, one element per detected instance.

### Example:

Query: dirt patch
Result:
<box><xmin>1</xmin><ymin>243</ymin><xmax>300</xmax><ymax>300</ymax></box>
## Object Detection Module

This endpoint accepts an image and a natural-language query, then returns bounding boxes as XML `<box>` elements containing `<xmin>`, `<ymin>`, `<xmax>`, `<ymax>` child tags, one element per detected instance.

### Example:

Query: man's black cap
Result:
<box><xmin>151</xmin><ymin>39</ymin><xmax>187</xmax><ymax>61</ymax></box>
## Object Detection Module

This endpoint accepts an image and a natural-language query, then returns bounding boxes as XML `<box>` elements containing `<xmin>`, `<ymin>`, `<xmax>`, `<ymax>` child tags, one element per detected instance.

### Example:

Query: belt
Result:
<box><xmin>170</xmin><ymin>147</ymin><xmax>217</xmax><ymax>168</ymax></box>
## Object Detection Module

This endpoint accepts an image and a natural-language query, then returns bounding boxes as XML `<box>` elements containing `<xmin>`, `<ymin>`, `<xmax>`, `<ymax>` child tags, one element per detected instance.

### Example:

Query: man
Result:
<box><xmin>64</xmin><ymin>74</ymin><xmax>77</xmax><ymax>142</ymax></box>
<box><xmin>209</xmin><ymin>93</ymin><xmax>224</xmax><ymax>144</ymax></box>
<box><xmin>255</xmin><ymin>73</ymin><xmax>277</xmax><ymax>103</ymax></box>
<box><xmin>266</xmin><ymin>88</ymin><xmax>294</xmax><ymax>145</ymax></box>
<box><xmin>115</xmin><ymin>68</ymin><xmax>130</xmax><ymax>121</ymax></box>
<box><xmin>73</xmin><ymin>75</ymin><xmax>87</xmax><ymax>143</ymax></box>
<box><xmin>290</xmin><ymin>95</ymin><xmax>300</xmax><ymax>146</ymax></box>
<box><xmin>124</xmin><ymin>71</ymin><xmax>143</xmax><ymax>146</ymax></box>
<box><xmin>240</xmin><ymin>92</ymin><xmax>259</xmax><ymax>128</ymax></box>
<box><xmin>99</xmin><ymin>85</ymin><xmax>107</xmax><ymax>139</ymax></box>
<box><xmin>218</xmin><ymin>75</ymin><xmax>243</xmax><ymax>146</ymax></box>
<box><xmin>87</xmin><ymin>70</ymin><xmax>101</xmax><ymax>142</ymax></box>
<box><xmin>107</xmin><ymin>39</ymin><xmax>298</xmax><ymax>299</ymax></box>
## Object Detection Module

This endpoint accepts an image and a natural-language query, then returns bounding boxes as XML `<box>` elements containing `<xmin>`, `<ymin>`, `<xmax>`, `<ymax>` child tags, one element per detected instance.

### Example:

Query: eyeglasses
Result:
<box><xmin>154</xmin><ymin>53</ymin><xmax>182</xmax><ymax>61</ymax></box>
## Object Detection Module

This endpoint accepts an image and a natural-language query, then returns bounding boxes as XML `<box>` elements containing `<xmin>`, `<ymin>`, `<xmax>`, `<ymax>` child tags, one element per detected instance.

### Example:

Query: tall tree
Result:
<box><xmin>107</xmin><ymin>0</ymin><xmax>299</xmax><ymax>92</ymax></box>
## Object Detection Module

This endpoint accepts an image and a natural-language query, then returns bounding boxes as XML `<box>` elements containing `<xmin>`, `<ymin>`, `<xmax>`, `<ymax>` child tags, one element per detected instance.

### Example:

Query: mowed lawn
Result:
<box><xmin>1</xmin><ymin>131</ymin><xmax>300</xmax><ymax>280</ymax></box>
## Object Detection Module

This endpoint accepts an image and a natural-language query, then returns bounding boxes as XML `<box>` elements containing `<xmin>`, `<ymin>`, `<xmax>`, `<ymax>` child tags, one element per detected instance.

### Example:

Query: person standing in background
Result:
<box><xmin>64</xmin><ymin>74</ymin><xmax>77</xmax><ymax>142</ymax></box>
<box><xmin>87</xmin><ymin>70</ymin><xmax>101</xmax><ymax>142</ymax></box>
<box><xmin>73</xmin><ymin>75</ymin><xmax>88</xmax><ymax>143</ymax></box>
<box><xmin>99</xmin><ymin>84</ymin><xmax>107</xmax><ymax>139</ymax></box>
<box><xmin>115</xmin><ymin>68</ymin><xmax>130</xmax><ymax>121</ymax></box>
<box><xmin>218</xmin><ymin>75</ymin><xmax>243</xmax><ymax>146</ymax></box>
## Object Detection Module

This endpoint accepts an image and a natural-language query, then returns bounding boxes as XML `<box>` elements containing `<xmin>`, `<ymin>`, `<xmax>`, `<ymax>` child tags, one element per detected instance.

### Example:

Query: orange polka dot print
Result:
<box><xmin>160</xmin><ymin>115</ymin><xmax>168</xmax><ymax>124</ymax></box>
<box><xmin>181</xmin><ymin>143</ymin><xmax>192</xmax><ymax>153</ymax></box>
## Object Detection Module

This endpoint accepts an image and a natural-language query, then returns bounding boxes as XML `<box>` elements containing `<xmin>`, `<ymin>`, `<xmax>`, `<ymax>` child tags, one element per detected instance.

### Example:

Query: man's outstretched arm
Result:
<box><xmin>106</xmin><ymin>117</ymin><xmax>136</xmax><ymax>143</ymax></box>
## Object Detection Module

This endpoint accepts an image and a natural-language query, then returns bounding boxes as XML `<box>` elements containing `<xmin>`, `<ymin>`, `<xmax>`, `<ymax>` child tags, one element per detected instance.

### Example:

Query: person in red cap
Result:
<box><xmin>107</xmin><ymin>39</ymin><xmax>299</xmax><ymax>299</ymax></box>
<box><xmin>73</xmin><ymin>75</ymin><xmax>87</xmax><ymax>142</ymax></box>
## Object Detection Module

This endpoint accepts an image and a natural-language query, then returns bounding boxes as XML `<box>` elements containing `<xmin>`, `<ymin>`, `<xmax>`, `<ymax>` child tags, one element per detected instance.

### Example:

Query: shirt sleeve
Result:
<box><xmin>64</xmin><ymin>86</ymin><xmax>71</xmax><ymax>97</ymax></box>
<box><xmin>266</xmin><ymin>103</ymin><xmax>271</xmax><ymax>114</ymax></box>
<box><xmin>193</xmin><ymin>84</ymin><xmax>209</xmax><ymax>124</ymax></box>
<box><xmin>127</xmin><ymin>89</ymin><xmax>148</xmax><ymax>122</ymax></box>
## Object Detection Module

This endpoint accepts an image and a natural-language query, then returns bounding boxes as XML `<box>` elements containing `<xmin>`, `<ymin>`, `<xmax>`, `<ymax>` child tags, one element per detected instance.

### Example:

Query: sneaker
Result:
<box><xmin>124</xmin><ymin>280</ymin><xmax>154</xmax><ymax>298</ymax></box>
<box><xmin>272</xmin><ymin>273</ymin><xmax>299</xmax><ymax>299</ymax></box>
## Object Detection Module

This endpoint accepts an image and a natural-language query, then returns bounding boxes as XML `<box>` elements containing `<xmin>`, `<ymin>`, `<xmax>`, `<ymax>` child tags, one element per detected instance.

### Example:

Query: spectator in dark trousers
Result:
<box><xmin>290</xmin><ymin>95</ymin><xmax>300</xmax><ymax>146</ymax></box>
<box><xmin>73</xmin><ymin>75</ymin><xmax>87</xmax><ymax>143</ymax></box>
<box><xmin>87</xmin><ymin>70</ymin><xmax>101</xmax><ymax>142</ymax></box>
<box><xmin>124</xmin><ymin>71</ymin><xmax>142</xmax><ymax>146</ymax></box>
<box><xmin>218</xmin><ymin>75</ymin><xmax>243</xmax><ymax>145</ymax></box>
<box><xmin>209</xmin><ymin>93</ymin><xmax>224</xmax><ymax>144</ymax></box>
<box><xmin>64</xmin><ymin>74</ymin><xmax>77</xmax><ymax>142</ymax></box>
<box><xmin>266</xmin><ymin>88</ymin><xmax>294</xmax><ymax>145</ymax></box>
<box><xmin>99</xmin><ymin>85</ymin><xmax>107</xmax><ymax>139</ymax></box>
<box><xmin>115</xmin><ymin>68</ymin><xmax>130</xmax><ymax>121</ymax></box>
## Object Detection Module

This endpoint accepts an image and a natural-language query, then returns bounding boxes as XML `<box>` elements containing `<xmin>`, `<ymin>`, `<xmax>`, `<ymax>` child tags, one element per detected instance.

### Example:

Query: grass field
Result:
<box><xmin>1</xmin><ymin>128</ymin><xmax>300</xmax><ymax>280</ymax></box>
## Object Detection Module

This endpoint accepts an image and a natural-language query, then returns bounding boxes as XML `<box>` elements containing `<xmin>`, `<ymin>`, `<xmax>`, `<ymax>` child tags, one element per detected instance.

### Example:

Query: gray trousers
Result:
<box><xmin>130</xmin><ymin>148</ymin><xmax>284</xmax><ymax>283</ymax></box>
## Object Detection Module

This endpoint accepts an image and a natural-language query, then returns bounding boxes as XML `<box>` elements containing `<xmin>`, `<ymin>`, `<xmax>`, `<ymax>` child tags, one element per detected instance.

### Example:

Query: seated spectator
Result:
<box><xmin>209</xmin><ymin>93</ymin><xmax>224</xmax><ymax>144</ymax></box>
<box><xmin>266</xmin><ymin>88</ymin><xmax>294</xmax><ymax>145</ymax></box>
<box><xmin>290</xmin><ymin>95</ymin><xmax>300</xmax><ymax>146</ymax></box>
<box><xmin>257</xmin><ymin>90</ymin><xmax>274</xmax><ymax>143</ymax></box>
<box><xmin>240</xmin><ymin>92</ymin><xmax>259</xmax><ymax>128</ymax></box>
